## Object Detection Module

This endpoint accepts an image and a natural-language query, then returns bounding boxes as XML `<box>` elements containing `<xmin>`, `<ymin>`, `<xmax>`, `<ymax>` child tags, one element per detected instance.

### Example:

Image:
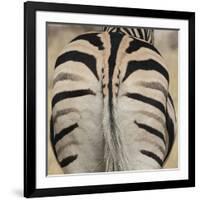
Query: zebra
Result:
<box><xmin>50</xmin><ymin>26</ymin><xmax>177</xmax><ymax>173</ymax></box>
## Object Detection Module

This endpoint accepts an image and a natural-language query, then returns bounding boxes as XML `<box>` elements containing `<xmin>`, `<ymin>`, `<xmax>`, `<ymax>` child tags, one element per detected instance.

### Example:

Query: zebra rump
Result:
<box><xmin>50</xmin><ymin>27</ymin><xmax>177</xmax><ymax>173</ymax></box>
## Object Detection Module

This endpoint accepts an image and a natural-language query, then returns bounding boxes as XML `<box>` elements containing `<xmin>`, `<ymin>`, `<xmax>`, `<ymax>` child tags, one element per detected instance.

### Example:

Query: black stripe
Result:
<box><xmin>108</xmin><ymin>33</ymin><xmax>123</xmax><ymax>98</ymax></box>
<box><xmin>168</xmin><ymin>93</ymin><xmax>176</xmax><ymax>112</ymax></box>
<box><xmin>55</xmin><ymin>51</ymin><xmax>99</xmax><ymax>80</ymax></box>
<box><xmin>144</xmin><ymin>29</ymin><xmax>148</xmax><ymax>41</ymax></box>
<box><xmin>54</xmin><ymin>123</ymin><xmax>78</xmax><ymax>144</ymax></box>
<box><xmin>131</xmin><ymin>29</ymin><xmax>137</xmax><ymax>37</ymax></box>
<box><xmin>126</xmin><ymin>38</ymin><xmax>161</xmax><ymax>55</ymax></box>
<box><xmin>71</xmin><ymin>33</ymin><xmax>104</xmax><ymax>50</ymax></box>
<box><xmin>125</xmin><ymin>93</ymin><xmax>166</xmax><ymax>115</ymax></box>
<box><xmin>52</xmin><ymin>89</ymin><xmax>95</xmax><ymax>108</ymax></box>
<box><xmin>164</xmin><ymin>108</ymin><xmax>175</xmax><ymax>162</ymax></box>
<box><xmin>103</xmin><ymin>27</ymin><xmax>108</xmax><ymax>31</ymax></box>
<box><xmin>122</xmin><ymin>59</ymin><xmax>168</xmax><ymax>82</ymax></box>
<box><xmin>140</xmin><ymin>149</ymin><xmax>163</xmax><ymax>166</ymax></box>
<box><xmin>137</xmin><ymin>29</ymin><xmax>144</xmax><ymax>39</ymax></box>
<box><xmin>135</xmin><ymin>120</ymin><xmax>166</xmax><ymax>145</ymax></box>
<box><xmin>108</xmin><ymin>32</ymin><xmax>124</xmax><ymax>121</ymax></box>
<box><xmin>60</xmin><ymin>155</ymin><xmax>78</xmax><ymax>167</ymax></box>
<box><xmin>116</xmin><ymin>27</ymin><xmax>120</xmax><ymax>32</ymax></box>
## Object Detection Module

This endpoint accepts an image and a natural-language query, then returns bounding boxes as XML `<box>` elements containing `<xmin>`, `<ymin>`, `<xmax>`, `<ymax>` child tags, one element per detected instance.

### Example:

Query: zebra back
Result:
<box><xmin>103</xmin><ymin>26</ymin><xmax>154</xmax><ymax>44</ymax></box>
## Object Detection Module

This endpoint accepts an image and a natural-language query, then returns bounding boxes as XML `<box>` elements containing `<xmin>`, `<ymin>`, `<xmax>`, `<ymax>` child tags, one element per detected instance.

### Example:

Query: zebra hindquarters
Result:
<box><xmin>51</xmin><ymin>42</ymin><xmax>105</xmax><ymax>174</ymax></box>
<box><xmin>116</xmin><ymin>49</ymin><xmax>170</xmax><ymax>170</ymax></box>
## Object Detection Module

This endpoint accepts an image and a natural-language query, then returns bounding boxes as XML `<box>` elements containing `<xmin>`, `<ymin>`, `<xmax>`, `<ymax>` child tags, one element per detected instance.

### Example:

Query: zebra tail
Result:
<box><xmin>102</xmin><ymin>96</ymin><xmax>129</xmax><ymax>171</ymax></box>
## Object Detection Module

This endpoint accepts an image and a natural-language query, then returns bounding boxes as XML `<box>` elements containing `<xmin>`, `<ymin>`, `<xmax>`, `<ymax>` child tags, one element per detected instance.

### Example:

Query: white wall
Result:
<box><xmin>0</xmin><ymin>0</ymin><xmax>199</xmax><ymax>199</ymax></box>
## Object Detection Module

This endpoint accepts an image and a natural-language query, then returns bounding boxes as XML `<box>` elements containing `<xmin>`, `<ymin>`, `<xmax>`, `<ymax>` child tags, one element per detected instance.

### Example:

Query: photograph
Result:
<box><xmin>47</xmin><ymin>23</ymin><xmax>178</xmax><ymax>175</ymax></box>
<box><xmin>24</xmin><ymin>2</ymin><xmax>195</xmax><ymax>197</ymax></box>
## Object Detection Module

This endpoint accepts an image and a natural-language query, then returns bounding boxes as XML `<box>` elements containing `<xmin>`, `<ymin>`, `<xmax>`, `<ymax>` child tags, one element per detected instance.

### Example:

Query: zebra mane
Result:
<box><xmin>103</xmin><ymin>26</ymin><xmax>154</xmax><ymax>44</ymax></box>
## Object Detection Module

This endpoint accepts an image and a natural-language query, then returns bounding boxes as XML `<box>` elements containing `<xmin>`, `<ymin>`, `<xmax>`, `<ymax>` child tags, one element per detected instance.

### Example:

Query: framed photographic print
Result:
<box><xmin>24</xmin><ymin>1</ymin><xmax>195</xmax><ymax>198</ymax></box>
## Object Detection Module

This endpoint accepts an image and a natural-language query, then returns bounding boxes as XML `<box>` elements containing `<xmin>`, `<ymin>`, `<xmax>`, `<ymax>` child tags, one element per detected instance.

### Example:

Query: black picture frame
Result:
<box><xmin>24</xmin><ymin>1</ymin><xmax>195</xmax><ymax>198</ymax></box>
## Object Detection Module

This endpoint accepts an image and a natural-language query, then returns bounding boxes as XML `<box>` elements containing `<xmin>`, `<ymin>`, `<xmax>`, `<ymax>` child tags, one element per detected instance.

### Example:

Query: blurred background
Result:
<box><xmin>47</xmin><ymin>23</ymin><xmax>178</xmax><ymax>175</ymax></box>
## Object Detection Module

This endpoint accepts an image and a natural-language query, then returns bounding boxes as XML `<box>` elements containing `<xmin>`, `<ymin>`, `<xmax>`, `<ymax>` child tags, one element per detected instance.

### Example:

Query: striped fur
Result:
<box><xmin>103</xmin><ymin>26</ymin><xmax>154</xmax><ymax>44</ymax></box>
<box><xmin>50</xmin><ymin>28</ymin><xmax>176</xmax><ymax>173</ymax></box>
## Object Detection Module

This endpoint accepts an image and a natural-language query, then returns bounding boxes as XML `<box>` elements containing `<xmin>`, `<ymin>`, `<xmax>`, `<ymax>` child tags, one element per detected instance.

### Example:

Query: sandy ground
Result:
<box><xmin>47</xmin><ymin>24</ymin><xmax>178</xmax><ymax>174</ymax></box>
